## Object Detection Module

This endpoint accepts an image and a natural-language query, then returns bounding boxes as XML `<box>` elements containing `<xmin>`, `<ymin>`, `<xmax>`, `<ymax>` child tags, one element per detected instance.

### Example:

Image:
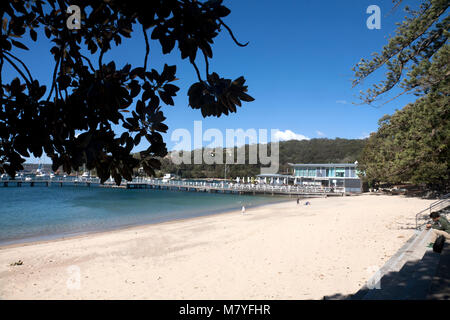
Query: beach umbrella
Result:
<box><xmin>277</xmin><ymin>177</ymin><xmax>280</xmax><ymax>184</ymax></box>
<box><xmin>270</xmin><ymin>177</ymin><xmax>273</xmax><ymax>184</ymax></box>
<box><xmin>236</xmin><ymin>177</ymin><xmax>240</xmax><ymax>183</ymax></box>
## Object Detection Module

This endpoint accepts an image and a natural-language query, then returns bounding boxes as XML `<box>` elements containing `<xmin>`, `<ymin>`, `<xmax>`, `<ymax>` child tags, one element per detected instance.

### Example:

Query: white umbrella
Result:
<box><xmin>236</xmin><ymin>177</ymin><xmax>240</xmax><ymax>183</ymax></box>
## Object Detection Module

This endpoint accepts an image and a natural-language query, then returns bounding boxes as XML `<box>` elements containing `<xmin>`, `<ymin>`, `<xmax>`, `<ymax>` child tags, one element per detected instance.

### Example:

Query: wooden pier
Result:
<box><xmin>1</xmin><ymin>178</ymin><xmax>346</xmax><ymax>197</ymax></box>
<box><xmin>125</xmin><ymin>180</ymin><xmax>346</xmax><ymax>197</ymax></box>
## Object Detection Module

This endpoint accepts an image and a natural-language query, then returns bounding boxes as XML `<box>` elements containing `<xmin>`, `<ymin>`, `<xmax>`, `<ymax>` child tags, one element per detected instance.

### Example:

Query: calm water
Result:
<box><xmin>0</xmin><ymin>186</ymin><xmax>285</xmax><ymax>245</ymax></box>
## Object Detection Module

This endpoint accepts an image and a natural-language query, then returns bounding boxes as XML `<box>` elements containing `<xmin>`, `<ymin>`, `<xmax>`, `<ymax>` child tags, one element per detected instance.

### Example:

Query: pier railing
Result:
<box><xmin>415</xmin><ymin>193</ymin><xmax>450</xmax><ymax>229</ymax></box>
<box><xmin>1</xmin><ymin>175</ymin><xmax>346</xmax><ymax>196</ymax></box>
<box><xmin>127</xmin><ymin>178</ymin><xmax>346</xmax><ymax>195</ymax></box>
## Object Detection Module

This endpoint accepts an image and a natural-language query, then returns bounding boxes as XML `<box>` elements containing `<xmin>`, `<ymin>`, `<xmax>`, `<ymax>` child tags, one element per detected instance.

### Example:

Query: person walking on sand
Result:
<box><xmin>426</xmin><ymin>211</ymin><xmax>450</xmax><ymax>245</ymax></box>
<box><xmin>297</xmin><ymin>197</ymin><xmax>299</xmax><ymax>205</ymax></box>
<box><xmin>241</xmin><ymin>205</ymin><xmax>246</xmax><ymax>215</ymax></box>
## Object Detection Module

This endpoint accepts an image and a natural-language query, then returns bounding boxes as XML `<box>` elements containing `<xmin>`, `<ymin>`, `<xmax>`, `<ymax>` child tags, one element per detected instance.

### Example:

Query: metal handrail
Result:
<box><xmin>415</xmin><ymin>193</ymin><xmax>450</xmax><ymax>229</ymax></box>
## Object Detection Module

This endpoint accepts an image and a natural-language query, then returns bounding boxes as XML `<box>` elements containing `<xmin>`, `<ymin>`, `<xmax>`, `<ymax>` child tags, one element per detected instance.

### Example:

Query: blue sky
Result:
<box><xmin>4</xmin><ymin>0</ymin><xmax>421</xmax><ymax>162</ymax></box>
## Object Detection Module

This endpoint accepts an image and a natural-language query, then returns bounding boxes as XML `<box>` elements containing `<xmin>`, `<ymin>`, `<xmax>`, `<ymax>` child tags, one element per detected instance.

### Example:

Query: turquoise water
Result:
<box><xmin>0</xmin><ymin>186</ymin><xmax>284</xmax><ymax>245</ymax></box>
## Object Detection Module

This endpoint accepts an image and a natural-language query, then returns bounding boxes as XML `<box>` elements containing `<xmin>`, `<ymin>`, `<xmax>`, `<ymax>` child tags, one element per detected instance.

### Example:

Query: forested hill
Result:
<box><xmin>278</xmin><ymin>138</ymin><xmax>366</xmax><ymax>168</ymax></box>
<box><xmin>160</xmin><ymin>138</ymin><xmax>367</xmax><ymax>179</ymax></box>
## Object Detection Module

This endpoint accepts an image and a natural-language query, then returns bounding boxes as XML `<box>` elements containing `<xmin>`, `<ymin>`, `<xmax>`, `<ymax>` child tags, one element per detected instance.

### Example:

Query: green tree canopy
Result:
<box><xmin>358</xmin><ymin>91</ymin><xmax>449</xmax><ymax>190</ymax></box>
<box><xmin>355</xmin><ymin>0</ymin><xmax>449</xmax><ymax>191</ymax></box>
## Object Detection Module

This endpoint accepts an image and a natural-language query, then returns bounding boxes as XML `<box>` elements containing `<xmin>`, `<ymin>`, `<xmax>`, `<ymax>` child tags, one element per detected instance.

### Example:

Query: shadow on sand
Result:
<box><xmin>324</xmin><ymin>244</ymin><xmax>450</xmax><ymax>300</ymax></box>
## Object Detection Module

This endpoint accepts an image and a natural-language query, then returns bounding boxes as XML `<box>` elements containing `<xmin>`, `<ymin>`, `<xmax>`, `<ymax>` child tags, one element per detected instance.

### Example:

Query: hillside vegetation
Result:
<box><xmin>159</xmin><ymin>138</ymin><xmax>366</xmax><ymax>179</ymax></box>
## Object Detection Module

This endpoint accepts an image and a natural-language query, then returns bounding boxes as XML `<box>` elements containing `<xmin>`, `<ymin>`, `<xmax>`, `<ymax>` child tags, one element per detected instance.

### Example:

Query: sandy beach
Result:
<box><xmin>0</xmin><ymin>194</ymin><xmax>434</xmax><ymax>299</ymax></box>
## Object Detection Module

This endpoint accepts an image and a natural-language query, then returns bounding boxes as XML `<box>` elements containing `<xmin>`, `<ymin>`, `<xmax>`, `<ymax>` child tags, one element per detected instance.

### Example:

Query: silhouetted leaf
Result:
<box><xmin>11</xmin><ymin>40</ymin><xmax>28</xmax><ymax>50</ymax></box>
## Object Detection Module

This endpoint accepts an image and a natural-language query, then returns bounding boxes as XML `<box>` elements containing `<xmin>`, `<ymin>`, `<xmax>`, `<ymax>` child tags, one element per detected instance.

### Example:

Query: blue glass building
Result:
<box><xmin>289</xmin><ymin>163</ymin><xmax>362</xmax><ymax>193</ymax></box>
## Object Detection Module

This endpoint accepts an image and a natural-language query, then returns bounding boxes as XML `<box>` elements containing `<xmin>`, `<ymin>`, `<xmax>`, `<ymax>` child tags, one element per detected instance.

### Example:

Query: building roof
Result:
<box><xmin>256</xmin><ymin>173</ymin><xmax>295</xmax><ymax>178</ymax></box>
<box><xmin>288</xmin><ymin>163</ymin><xmax>357</xmax><ymax>168</ymax></box>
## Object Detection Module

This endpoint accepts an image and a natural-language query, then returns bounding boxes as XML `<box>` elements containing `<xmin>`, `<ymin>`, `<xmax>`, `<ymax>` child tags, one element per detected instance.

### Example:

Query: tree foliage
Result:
<box><xmin>0</xmin><ymin>0</ymin><xmax>253</xmax><ymax>184</ymax></box>
<box><xmin>355</xmin><ymin>0</ymin><xmax>449</xmax><ymax>191</ymax></box>
<box><xmin>358</xmin><ymin>90</ymin><xmax>449</xmax><ymax>190</ymax></box>
<box><xmin>352</xmin><ymin>0</ymin><xmax>449</xmax><ymax>105</ymax></box>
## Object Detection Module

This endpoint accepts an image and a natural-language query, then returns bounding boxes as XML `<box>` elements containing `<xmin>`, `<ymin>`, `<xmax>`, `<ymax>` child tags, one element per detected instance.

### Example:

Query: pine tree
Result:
<box><xmin>355</xmin><ymin>0</ymin><xmax>449</xmax><ymax>191</ymax></box>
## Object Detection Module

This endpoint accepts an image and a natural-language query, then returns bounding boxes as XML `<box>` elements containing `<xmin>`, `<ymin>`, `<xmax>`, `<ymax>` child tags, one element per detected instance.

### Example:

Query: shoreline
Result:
<box><xmin>0</xmin><ymin>194</ymin><xmax>434</xmax><ymax>299</ymax></box>
<box><xmin>0</xmin><ymin>197</ymin><xmax>291</xmax><ymax>250</ymax></box>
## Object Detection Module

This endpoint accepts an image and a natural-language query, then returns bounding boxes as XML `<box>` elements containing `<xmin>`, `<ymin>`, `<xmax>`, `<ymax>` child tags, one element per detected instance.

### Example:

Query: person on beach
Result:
<box><xmin>241</xmin><ymin>205</ymin><xmax>246</xmax><ymax>215</ymax></box>
<box><xmin>297</xmin><ymin>197</ymin><xmax>299</xmax><ymax>205</ymax></box>
<box><xmin>426</xmin><ymin>211</ymin><xmax>450</xmax><ymax>244</ymax></box>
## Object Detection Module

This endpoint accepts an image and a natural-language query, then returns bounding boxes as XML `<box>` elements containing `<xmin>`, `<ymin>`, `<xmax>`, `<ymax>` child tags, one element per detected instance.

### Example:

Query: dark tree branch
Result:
<box><xmin>191</xmin><ymin>59</ymin><xmax>203</xmax><ymax>82</ymax></box>
<box><xmin>143</xmin><ymin>25</ymin><xmax>150</xmax><ymax>72</ymax></box>
<box><xmin>218</xmin><ymin>18</ymin><xmax>249</xmax><ymax>47</ymax></box>
<box><xmin>98</xmin><ymin>47</ymin><xmax>105</xmax><ymax>76</ymax></box>
<box><xmin>3</xmin><ymin>51</ymin><xmax>34</xmax><ymax>82</ymax></box>
<box><xmin>47</xmin><ymin>53</ymin><xmax>61</xmax><ymax>101</ymax></box>
<box><xmin>2</xmin><ymin>54</ymin><xmax>32</xmax><ymax>86</ymax></box>
<box><xmin>0</xmin><ymin>53</ymin><xmax>3</xmax><ymax>97</ymax></box>
<box><xmin>202</xmin><ymin>49</ymin><xmax>209</xmax><ymax>77</ymax></box>
<box><xmin>59</xmin><ymin>46</ymin><xmax>66</xmax><ymax>101</ymax></box>
<box><xmin>80</xmin><ymin>54</ymin><xmax>95</xmax><ymax>72</ymax></box>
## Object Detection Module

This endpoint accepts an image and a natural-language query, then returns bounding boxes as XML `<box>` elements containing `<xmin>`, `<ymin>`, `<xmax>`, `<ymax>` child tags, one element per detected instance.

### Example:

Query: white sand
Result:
<box><xmin>0</xmin><ymin>194</ymin><xmax>433</xmax><ymax>299</ymax></box>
